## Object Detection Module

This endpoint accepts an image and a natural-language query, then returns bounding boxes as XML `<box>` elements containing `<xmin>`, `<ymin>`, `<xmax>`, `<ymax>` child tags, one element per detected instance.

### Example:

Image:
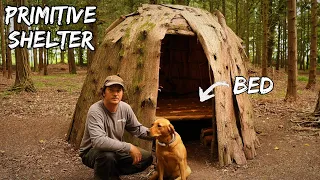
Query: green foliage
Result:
<box><xmin>140</xmin><ymin>22</ymin><xmax>156</xmax><ymax>31</ymax></box>
<box><xmin>34</xmin><ymin>81</ymin><xmax>46</xmax><ymax>88</ymax></box>
<box><xmin>96</xmin><ymin>0</ymin><xmax>149</xmax><ymax>42</ymax></box>
<box><xmin>33</xmin><ymin>75</ymin><xmax>58</xmax><ymax>80</ymax></box>
<box><xmin>125</xmin><ymin>27</ymin><xmax>132</xmax><ymax>40</ymax></box>
<box><xmin>32</xmin><ymin>74</ymin><xmax>81</xmax><ymax>92</ymax></box>
<box><xmin>138</xmin><ymin>30</ymin><xmax>148</xmax><ymax>41</ymax></box>
<box><xmin>137</xmin><ymin>55</ymin><xmax>144</xmax><ymax>68</ymax></box>
<box><xmin>119</xmin><ymin>47</ymin><xmax>125</xmax><ymax>58</ymax></box>
<box><xmin>132</xmin><ymin>71</ymin><xmax>144</xmax><ymax>94</ymax></box>
<box><xmin>8</xmin><ymin>0</ymin><xmax>316</xmax><ymax>75</ymax></box>
<box><xmin>297</xmin><ymin>76</ymin><xmax>308</xmax><ymax>82</ymax></box>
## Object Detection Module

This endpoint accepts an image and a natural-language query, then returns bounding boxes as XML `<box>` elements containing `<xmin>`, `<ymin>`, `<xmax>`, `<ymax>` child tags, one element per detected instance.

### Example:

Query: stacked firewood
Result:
<box><xmin>200</xmin><ymin>128</ymin><xmax>213</xmax><ymax>147</ymax></box>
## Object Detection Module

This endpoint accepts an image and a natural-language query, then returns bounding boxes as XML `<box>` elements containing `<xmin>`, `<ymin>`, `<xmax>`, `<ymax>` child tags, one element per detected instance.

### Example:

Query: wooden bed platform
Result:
<box><xmin>156</xmin><ymin>98</ymin><xmax>213</xmax><ymax>121</ymax></box>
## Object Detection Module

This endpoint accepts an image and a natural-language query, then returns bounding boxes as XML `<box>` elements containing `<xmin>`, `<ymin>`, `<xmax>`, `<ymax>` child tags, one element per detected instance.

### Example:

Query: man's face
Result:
<box><xmin>104</xmin><ymin>84</ymin><xmax>123</xmax><ymax>105</ymax></box>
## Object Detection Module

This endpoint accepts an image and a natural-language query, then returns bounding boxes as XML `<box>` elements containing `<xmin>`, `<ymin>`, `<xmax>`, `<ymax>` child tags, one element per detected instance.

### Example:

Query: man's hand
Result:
<box><xmin>129</xmin><ymin>144</ymin><xmax>142</xmax><ymax>165</ymax></box>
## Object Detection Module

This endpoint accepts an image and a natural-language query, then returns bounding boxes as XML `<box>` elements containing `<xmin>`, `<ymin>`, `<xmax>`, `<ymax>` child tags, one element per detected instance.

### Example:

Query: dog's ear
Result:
<box><xmin>168</xmin><ymin>124</ymin><xmax>175</xmax><ymax>134</ymax></box>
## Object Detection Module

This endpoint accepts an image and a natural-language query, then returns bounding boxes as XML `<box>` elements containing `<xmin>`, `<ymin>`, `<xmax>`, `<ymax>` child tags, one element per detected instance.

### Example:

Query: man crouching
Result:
<box><xmin>79</xmin><ymin>75</ymin><xmax>153</xmax><ymax>180</ymax></box>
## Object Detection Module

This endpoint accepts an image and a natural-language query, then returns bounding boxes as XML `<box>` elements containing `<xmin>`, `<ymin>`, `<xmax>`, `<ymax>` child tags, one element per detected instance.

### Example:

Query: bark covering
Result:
<box><xmin>306</xmin><ymin>0</ymin><xmax>318</xmax><ymax>90</ymax></box>
<box><xmin>286</xmin><ymin>0</ymin><xmax>298</xmax><ymax>101</ymax></box>
<box><xmin>67</xmin><ymin>4</ymin><xmax>259</xmax><ymax>165</ymax></box>
<box><xmin>0</xmin><ymin>0</ymin><xmax>6</xmax><ymax>77</ymax></box>
<box><xmin>12</xmin><ymin>0</ymin><xmax>36</xmax><ymax>92</ymax></box>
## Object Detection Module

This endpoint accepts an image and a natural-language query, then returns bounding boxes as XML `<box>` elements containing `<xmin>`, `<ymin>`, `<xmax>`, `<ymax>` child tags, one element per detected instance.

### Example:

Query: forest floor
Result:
<box><xmin>1</xmin><ymin>64</ymin><xmax>320</xmax><ymax>180</ymax></box>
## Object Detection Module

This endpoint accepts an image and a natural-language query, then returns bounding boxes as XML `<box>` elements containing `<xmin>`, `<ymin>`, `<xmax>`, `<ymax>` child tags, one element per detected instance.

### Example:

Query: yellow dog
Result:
<box><xmin>149</xmin><ymin>117</ymin><xmax>191</xmax><ymax>180</ymax></box>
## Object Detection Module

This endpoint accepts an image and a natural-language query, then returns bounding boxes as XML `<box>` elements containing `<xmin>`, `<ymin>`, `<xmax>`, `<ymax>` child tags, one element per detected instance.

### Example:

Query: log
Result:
<box><xmin>314</xmin><ymin>91</ymin><xmax>320</xmax><ymax>116</ymax></box>
<box><xmin>105</xmin><ymin>16</ymin><xmax>126</xmax><ymax>34</ymax></box>
<box><xmin>161</xmin><ymin>114</ymin><xmax>213</xmax><ymax>121</ymax></box>
<box><xmin>203</xmin><ymin>135</ymin><xmax>213</xmax><ymax>147</ymax></box>
<box><xmin>200</xmin><ymin>128</ymin><xmax>213</xmax><ymax>138</ymax></box>
<box><xmin>200</xmin><ymin>128</ymin><xmax>213</xmax><ymax>145</ymax></box>
<box><xmin>166</xmin><ymin>29</ymin><xmax>195</xmax><ymax>36</ymax></box>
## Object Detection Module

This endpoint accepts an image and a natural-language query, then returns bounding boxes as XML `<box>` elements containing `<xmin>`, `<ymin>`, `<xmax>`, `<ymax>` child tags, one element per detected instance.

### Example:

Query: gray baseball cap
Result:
<box><xmin>104</xmin><ymin>75</ymin><xmax>125</xmax><ymax>89</ymax></box>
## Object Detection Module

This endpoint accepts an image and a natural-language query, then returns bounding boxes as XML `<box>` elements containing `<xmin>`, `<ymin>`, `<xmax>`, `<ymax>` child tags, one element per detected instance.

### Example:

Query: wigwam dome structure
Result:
<box><xmin>67</xmin><ymin>4</ymin><xmax>260</xmax><ymax>166</ymax></box>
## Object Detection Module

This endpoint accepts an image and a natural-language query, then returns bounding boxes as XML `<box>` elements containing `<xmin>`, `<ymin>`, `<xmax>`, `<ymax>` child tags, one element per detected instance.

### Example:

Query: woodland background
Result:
<box><xmin>0</xmin><ymin>0</ymin><xmax>319</xmax><ymax>85</ymax></box>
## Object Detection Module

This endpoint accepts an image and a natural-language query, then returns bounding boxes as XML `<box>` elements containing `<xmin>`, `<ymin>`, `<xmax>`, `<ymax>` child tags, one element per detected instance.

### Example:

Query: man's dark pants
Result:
<box><xmin>81</xmin><ymin>147</ymin><xmax>153</xmax><ymax>180</ymax></box>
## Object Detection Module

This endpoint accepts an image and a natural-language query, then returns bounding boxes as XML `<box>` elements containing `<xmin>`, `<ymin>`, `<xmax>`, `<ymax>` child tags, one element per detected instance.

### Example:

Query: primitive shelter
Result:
<box><xmin>67</xmin><ymin>4</ymin><xmax>260</xmax><ymax>166</ymax></box>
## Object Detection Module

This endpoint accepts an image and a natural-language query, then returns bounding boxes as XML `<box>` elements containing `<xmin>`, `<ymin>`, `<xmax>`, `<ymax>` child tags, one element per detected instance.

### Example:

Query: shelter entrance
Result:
<box><xmin>156</xmin><ymin>34</ymin><xmax>214</xmax><ymax>141</ymax></box>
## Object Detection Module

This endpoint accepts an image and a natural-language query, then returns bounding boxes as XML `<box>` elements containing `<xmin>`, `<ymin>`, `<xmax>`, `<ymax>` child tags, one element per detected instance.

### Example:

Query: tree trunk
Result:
<box><xmin>5</xmin><ymin>0</ymin><xmax>12</xmax><ymax>79</ymax></box>
<box><xmin>0</xmin><ymin>0</ymin><xmax>6</xmax><ymax>77</ymax></box>
<box><xmin>306</xmin><ymin>55</ymin><xmax>309</xmax><ymax>70</ymax></box>
<box><xmin>261</xmin><ymin>0</ymin><xmax>268</xmax><ymax>76</ymax></box>
<box><xmin>12</xmin><ymin>0</ymin><xmax>36</xmax><ymax>92</ymax></box>
<box><xmin>78</xmin><ymin>48</ymin><xmax>84</xmax><ymax>66</ymax></box>
<box><xmin>6</xmin><ymin>24</ymin><xmax>12</xmax><ymax>79</ymax></box>
<box><xmin>55</xmin><ymin>48</ymin><xmax>58</xmax><ymax>64</ymax></box>
<box><xmin>68</xmin><ymin>48</ymin><xmax>77</xmax><ymax>74</ymax></box>
<box><xmin>39</xmin><ymin>48</ymin><xmax>44</xmax><ymax>72</ymax></box>
<box><xmin>47</xmin><ymin>48</ymin><xmax>50</xmax><ymax>65</ymax></box>
<box><xmin>306</xmin><ymin>6</ymin><xmax>310</xmax><ymax>70</ymax></box>
<box><xmin>252</xmin><ymin>22</ymin><xmax>255</xmax><ymax>64</ymax></box>
<box><xmin>276</xmin><ymin>20</ymin><xmax>281</xmax><ymax>70</ymax></box>
<box><xmin>33</xmin><ymin>48</ymin><xmax>38</xmax><ymax>72</ymax></box>
<box><xmin>245</xmin><ymin>0</ymin><xmax>250</xmax><ymax>58</ymax></box>
<box><xmin>285</xmin><ymin>0</ymin><xmax>298</xmax><ymax>101</ymax></box>
<box><xmin>306</xmin><ymin>0</ymin><xmax>318</xmax><ymax>89</ymax></box>
<box><xmin>256</xmin><ymin>35</ymin><xmax>261</xmax><ymax>66</ymax></box>
<box><xmin>281</xmin><ymin>18</ymin><xmax>285</xmax><ymax>68</ymax></box>
<box><xmin>267</xmin><ymin>0</ymin><xmax>275</xmax><ymax>68</ymax></box>
<box><xmin>87</xmin><ymin>22</ymin><xmax>98</xmax><ymax>68</ymax></box>
<box><xmin>278</xmin><ymin>1</ymin><xmax>285</xmax><ymax>69</ymax></box>
<box><xmin>254</xmin><ymin>8</ymin><xmax>262</xmax><ymax>66</ymax></box>
<box><xmin>298</xmin><ymin>4</ymin><xmax>306</xmax><ymax>71</ymax></box>
<box><xmin>282</xmin><ymin>11</ymin><xmax>287</xmax><ymax>71</ymax></box>
<box><xmin>41</xmin><ymin>0</ymin><xmax>47</xmax><ymax>76</ymax></box>
<box><xmin>6</xmin><ymin>48</ymin><xmax>12</xmax><ymax>79</ymax></box>
<box><xmin>44</xmin><ymin>48</ymin><xmax>48</xmax><ymax>75</ymax></box>
<box><xmin>39</xmin><ymin>0</ymin><xmax>45</xmax><ymax>72</ymax></box>
<box><xmin>61</xmin><ymin>50</ymin><xmax>65</xmax><ymax>63</ymax></box>
<box><xmin>314</xmin><ymin>91</ymin><xmax>320</xmax><ymax>116</ymax></box>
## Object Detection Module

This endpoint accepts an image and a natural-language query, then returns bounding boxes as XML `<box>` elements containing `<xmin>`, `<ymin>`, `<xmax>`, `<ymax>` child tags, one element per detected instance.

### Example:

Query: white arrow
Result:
<box><xmin>199</xmin><ymin>81</ymin><xmax>229</xmax><ymax>102</ymax></box>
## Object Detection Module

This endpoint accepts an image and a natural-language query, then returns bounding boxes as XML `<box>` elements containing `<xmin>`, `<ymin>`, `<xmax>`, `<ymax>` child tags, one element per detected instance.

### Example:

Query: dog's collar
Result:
<box><xmin>157</xmin><ymin>133</ymin><xmax>176</xmax><ymax>147</ymax></box>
